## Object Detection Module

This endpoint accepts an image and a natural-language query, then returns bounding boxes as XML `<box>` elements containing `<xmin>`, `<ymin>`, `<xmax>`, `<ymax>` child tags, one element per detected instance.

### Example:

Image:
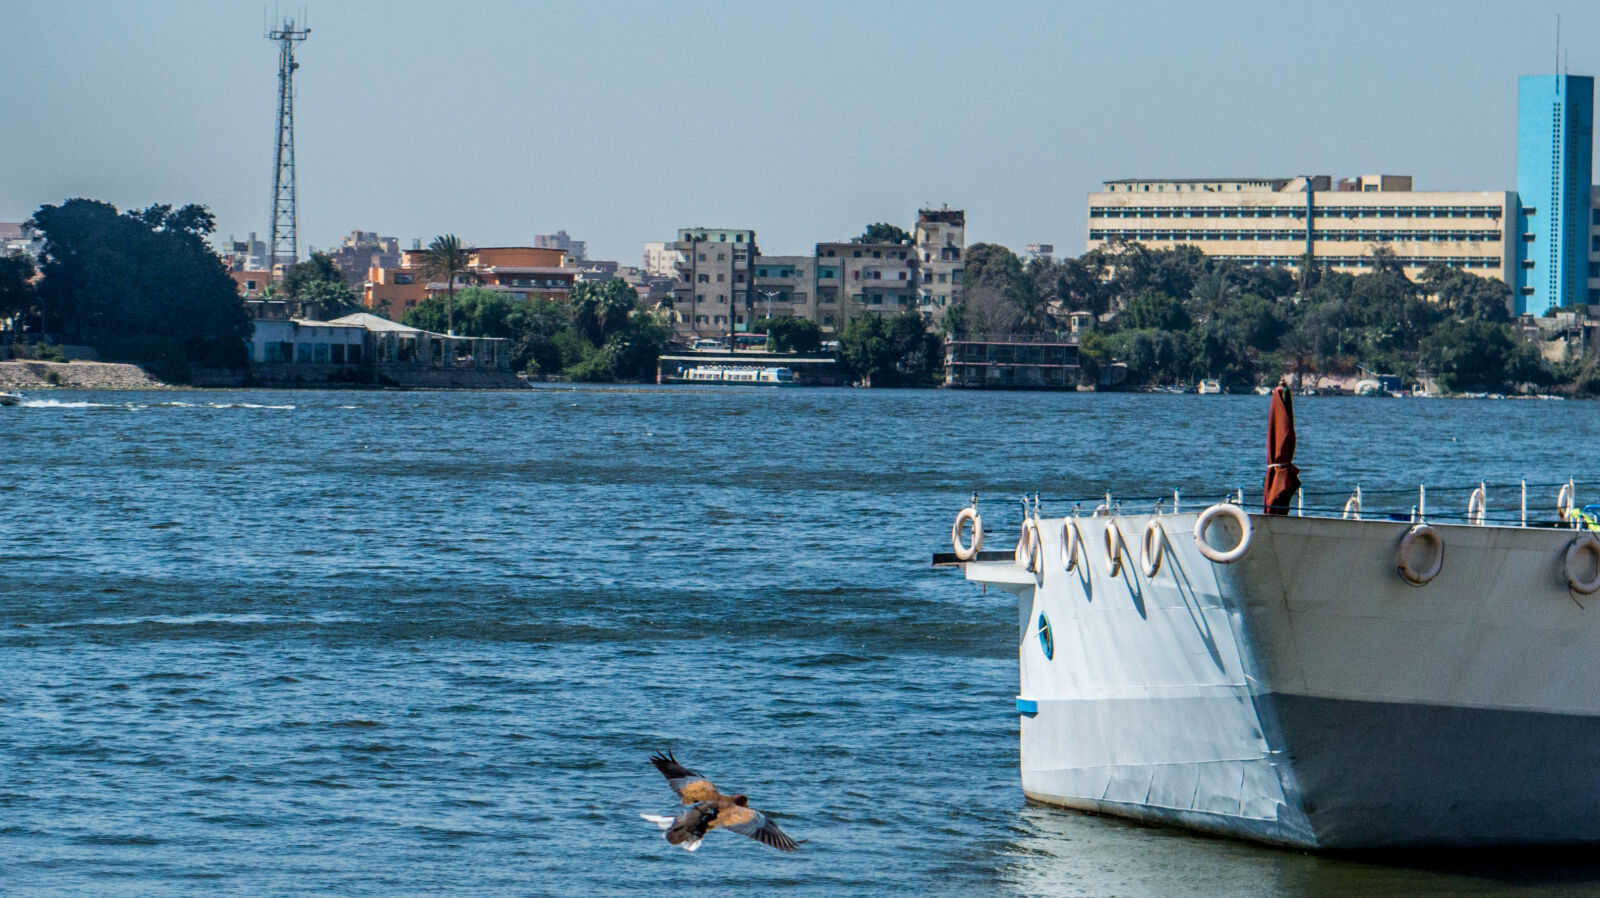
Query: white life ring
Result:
<box><xmin>1566</xmin><ymin>534</ymin><xmax>1600</xmax><ymax>594</ymax></box>
<box><xmin>1103</xmin><ymin>522</ymin><xmax>1125</xmax><ymax>577</ymax></box>
<box><xmin>1060</xmin><ymin>518</ymin><xmax>1082</xmax><ymax>571</ymax></box>
<box><xmin>1397</xmin><ymin>524</ymin><xmax>1444</xmax><ymax>586</ymax></box>
<box><xmin>1194</xmin><ymin>503</ymin><xmax>1252</xmax><ymax>564</ymax></box>
<box><xmin>1467</xmin><ymin>486</ymin><xmax>1486</xmax><ymax>526</ymax></box>
<box><xmin>1559</xmin><ymin>483</ymin><xmax>1576</xmax><ymax>521</ymax></box>
<box><xmin>1016</xmin><ymin>518</ymin><xmax>1042</xmax><ymax>574</ymax></box>
<box><xmin>1140</xmin><ymin>520</ymin><xmax>1167</xmax><ymax>577</ymax></box>
<box><xmin>1343</xmin><ymin>495</ymin><xmax>1362</xmax><ymax>520</ymax></box>
<box><xmin>952</xmin><ymin>507</ymin><xmax>982</xmax><ymax>561</ymax></box>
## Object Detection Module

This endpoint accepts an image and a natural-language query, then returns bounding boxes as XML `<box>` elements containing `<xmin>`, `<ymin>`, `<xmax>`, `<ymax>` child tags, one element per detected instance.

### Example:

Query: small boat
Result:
<box><xmin>0</xmin><ymin>391</ymin><xmax>23</xmax><ymax>406</ymax></box>
<box><xmin>1197</xmin><ymin>379</ymin><xmax>1222</xmax><ymax>394</ymax></box>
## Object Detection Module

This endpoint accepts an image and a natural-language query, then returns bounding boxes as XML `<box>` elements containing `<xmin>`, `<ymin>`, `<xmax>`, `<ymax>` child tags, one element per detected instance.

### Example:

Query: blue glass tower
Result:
<box><xmin>1515</xmin><ymin>75</ymin><xmax>1594</xmax><ymax>317</ymax></box>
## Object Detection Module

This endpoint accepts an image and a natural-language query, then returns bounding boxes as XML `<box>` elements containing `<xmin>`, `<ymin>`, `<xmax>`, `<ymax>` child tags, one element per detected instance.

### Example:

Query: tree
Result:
<box><xmin>756</xmin><ymin>316</ymin><xmax>823</xmax><ymax>353</ymax></box>
<box><xmin>281</xmin><ymin>250</ymin><xmax>360</xmax><ymax>318</ymax></box>
<box><xmin>857</xmin><ymin>223</ymin><xmax>911</xmax><ymax>245</ymax></box>
<box><xmin>1119</xmin><ymin>290</ymin><xmax>1191</xmax><ymax>332</ymax></box>
<box><xmin>837</xmin><ymin>312</ymin><xmax>941</xmax><ymax>387</ymax></box>
<box><xmin>570</xmin><ymin>279</ymin><xmax>638</xmax><ymax>345</ymax></box>
<box><xmin>28</xmin><ymin>198</ymin><xmax>250</xmax><ymax>377</ymax></box>
<box><xmin>1421</xmin><ymin>320</ymin><xmax>1547</xmax><ymax>393</ymax></box>
<box><xmin>419</xmin><ymin>234</ymin><xmax>473</xmax><ymax>335</ymax></box>
<box><xmin>0</xmin><ymin>254</ymin><xmax>35</xmax><ymax>333</ymax></box>
<box><xmin>402</xmin><ymin>287</ymin><xmax>523</xmax><ymax>338</ymax></box>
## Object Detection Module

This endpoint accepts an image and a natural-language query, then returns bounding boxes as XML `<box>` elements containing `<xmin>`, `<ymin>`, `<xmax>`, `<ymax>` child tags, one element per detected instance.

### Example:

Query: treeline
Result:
<box><xmin>397</xmin><ymin>280</ymin><xmax>668</xmax><ymax>381</ymax></box>
<box><xmin>9</xmin><ymin>199</ymin><xmax>252</xmax><ymax>381</ymax></box>
<box><xmin>945</xmin><ymin>240</ymin><xmax>1577</xmax><ymax>394</ymax></box>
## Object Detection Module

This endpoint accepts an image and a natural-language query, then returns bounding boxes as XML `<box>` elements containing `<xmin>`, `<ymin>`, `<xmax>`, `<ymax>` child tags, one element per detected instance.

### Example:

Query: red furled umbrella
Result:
<box><xmin>1263</xmin><ymin>385</ymin><xmax>1301</xmax><ymax>515</ymax></box>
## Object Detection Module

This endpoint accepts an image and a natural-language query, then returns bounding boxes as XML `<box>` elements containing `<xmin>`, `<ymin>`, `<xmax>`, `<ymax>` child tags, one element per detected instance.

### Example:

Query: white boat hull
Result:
<box><xmin>967</xmin><ymin>511</ymin><xmax>1600</xmax><ymax>849</ymax></box>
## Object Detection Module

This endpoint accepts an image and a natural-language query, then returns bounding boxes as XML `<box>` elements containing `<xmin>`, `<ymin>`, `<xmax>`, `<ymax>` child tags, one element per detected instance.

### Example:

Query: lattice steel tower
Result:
<box><xmin>268</xmin><ymin>18</ymin><xmax>310</xmax><ymax>275</ymax></box>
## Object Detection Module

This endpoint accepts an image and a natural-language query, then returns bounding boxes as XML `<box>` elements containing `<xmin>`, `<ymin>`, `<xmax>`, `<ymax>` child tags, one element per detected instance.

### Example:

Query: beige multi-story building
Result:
<box><xmin>915</xmin><ymin>208</ymin><xmax>964</xmax><ymax>324</ymax></box>
<box><xmin>642</xmin><ymin>242</ymin><xmax>683</xmax><ymax>278</ymax></box>
<box><xmin>750</xmin><ymin>256</ymin><xmax>817</xmax><ymax>325</ymax></box>
<box><xmin>1087</xmin><ymin>176</ymin><xmax>1515</xmax><ymax>283</ymax></box>
<box><xmin>814</xmin><ymin>240</ymin><xmax>919</xmax><ymax>331</ymax></box>
<box><xmin>671</xmin><ymin>228</ymin><xmax>758</xmax><ymax>337</ymax></box>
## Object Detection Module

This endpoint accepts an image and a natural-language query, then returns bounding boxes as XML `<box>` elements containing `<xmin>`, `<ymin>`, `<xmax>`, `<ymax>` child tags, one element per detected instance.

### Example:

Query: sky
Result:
<box><xmin>4</xmin><ymin>1</ymin><xmax>1600</xmax><ymax>264</ymax></box>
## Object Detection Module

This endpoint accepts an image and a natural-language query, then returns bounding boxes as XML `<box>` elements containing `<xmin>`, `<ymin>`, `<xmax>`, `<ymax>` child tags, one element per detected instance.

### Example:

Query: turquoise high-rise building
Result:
<box><xmin>1515</xmin><ymin>75</ymin><xmax>1594</xmax><ymax>316</ymax></box>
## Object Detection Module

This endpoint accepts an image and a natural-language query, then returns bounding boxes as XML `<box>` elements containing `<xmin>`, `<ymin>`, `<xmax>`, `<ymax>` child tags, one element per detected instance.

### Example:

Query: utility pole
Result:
<box><xmin>268</xmin><ymin>17</ymin><xmax>310</xmax><ymax>281</ymax></box>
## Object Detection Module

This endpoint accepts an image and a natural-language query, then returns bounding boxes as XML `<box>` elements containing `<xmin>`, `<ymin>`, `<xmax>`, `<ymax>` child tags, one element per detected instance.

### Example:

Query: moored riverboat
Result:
<box><xmin>938</xmin><ymin>390</ymin><xmax>1600</xmax><ymax>850</ymax></box>
<box><xmin>668</xmin><ymin>365</ymin><xmax>798</xmax><ymax>386</ymax></box>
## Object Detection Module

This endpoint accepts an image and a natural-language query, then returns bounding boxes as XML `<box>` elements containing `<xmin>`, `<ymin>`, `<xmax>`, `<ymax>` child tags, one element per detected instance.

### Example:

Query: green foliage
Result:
<box><xmin>1421</xmin><ymin>320</ymin><xmax>1545</xmax><ymax>393</ymax></box>
<box><xmin>281</xmin><ymin>251</ymin><xmax>361</xmax><ymax>318</ymax></box>
<box><xmin>28</xmin><ymin>198</ymin><xmax>250</xmax><ymax>371</ymax></box>
<box><xmin>418</xmin><ymin>234</ymin><xmax>473</xmax><ymax>333</ymax></box>
<box><xmin>837</xmin><ymin>312</ymin><xmax>941</xmax><ymax>387</ymax></box>
<box><xmin>402</xmin><ymin>287</ymin><xmax>524</xmax><ymax>339</ymax></box>
<box><xmin>0</xmin><ymin>253</ymin><xmax>35</xmax><ymax>329</ymax></box>
<box><xmin>1119</xmin><ymin>290</ymin><xmax>1191</xmax><ymax>332</ymax></box>
<box><xmin>569</xmin><ymin>279</ymin><xmax>638</xmax><ymax>345</ymax></box>
<box><xmin>857</xmin><ymin>223</ymin><xmax>912</xmax><ymax>245</ymax></box>
<box><xmin>756</xmin><ymin>315</ymin><xmax>823</xmax><ymax>353</ymax></box>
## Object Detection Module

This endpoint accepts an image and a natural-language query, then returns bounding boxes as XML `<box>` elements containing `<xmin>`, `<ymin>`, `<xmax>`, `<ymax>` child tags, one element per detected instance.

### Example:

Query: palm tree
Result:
<box><xmin>420</xmin><ymin>234</ymin><xmax>472</xmax><ymax>335</ymax></box>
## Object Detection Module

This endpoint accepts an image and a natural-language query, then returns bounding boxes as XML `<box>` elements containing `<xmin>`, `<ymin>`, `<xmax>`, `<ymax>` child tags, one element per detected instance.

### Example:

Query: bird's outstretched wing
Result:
<box><xmin>650</xmin><ymin>750</ymin><xmax>719</xmax><ymax>803</ymax></box>
<box><xmin>714</xmin><ymin>804</ymin><xmax>801</xmax><ymax>852</ymax></box>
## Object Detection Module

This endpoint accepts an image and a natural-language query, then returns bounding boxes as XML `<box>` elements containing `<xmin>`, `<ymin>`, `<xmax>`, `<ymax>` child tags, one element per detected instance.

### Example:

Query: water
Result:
<box><xmin>6</xmin><ymin>387</ymin><xmax>1600</xmax><ymax>897</ymax></box>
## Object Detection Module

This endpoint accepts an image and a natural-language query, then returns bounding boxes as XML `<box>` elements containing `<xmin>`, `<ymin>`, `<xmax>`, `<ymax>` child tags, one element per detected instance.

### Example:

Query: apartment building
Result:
<box><xmin>671</xmin><ymin>228</ymin><xmax>758</xmax><ymax>337</ymax></box>
<box><xmin>1087</xmin><ymin>175</ymin><xmax>1515</xmax><ymax>282</ymax></box>
<box><xmin>915</xmin><ymin>208</ymin><xmax>964</xmax><ymax>323</ymax></box>
<box><xmin>750</xmin><ymin>256</ymin><xmax>817</xmax><ymax>325</ymax></box>
<box><xmin>364</xmin><ymin>246</ymin><xmax>577</xmax><ymax>318</ymax></box>
<box><xmin>814</xmin><ymin>240</ymin><xmax>919</xmax><ymax>330</ymax></box>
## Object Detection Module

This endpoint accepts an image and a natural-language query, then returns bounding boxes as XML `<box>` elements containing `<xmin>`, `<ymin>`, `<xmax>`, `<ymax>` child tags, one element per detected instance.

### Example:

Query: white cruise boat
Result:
<box><xmin>940</xmin><ymin>482</ymin><xmax>1600</xmax><ymax>850</ymax></box>
<box><xmin>670</xmin><ymin>365</ymin><xmax>798</xmax><ymax>386</ymax></box>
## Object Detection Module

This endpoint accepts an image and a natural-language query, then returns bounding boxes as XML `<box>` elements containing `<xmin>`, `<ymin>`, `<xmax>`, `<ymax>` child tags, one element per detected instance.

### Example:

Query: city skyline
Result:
<box><xmin>4</xmin><ymin>0</ymin><xmax>1599</xmax><ymax>263</ymax></box>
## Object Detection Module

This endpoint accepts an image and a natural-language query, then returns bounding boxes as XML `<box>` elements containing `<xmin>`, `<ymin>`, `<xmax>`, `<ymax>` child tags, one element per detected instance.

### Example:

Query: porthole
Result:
<box><xmin>1037</xmin><ymin>612</ymin><xmax>1054</xmax><ymax>660</ymax></box>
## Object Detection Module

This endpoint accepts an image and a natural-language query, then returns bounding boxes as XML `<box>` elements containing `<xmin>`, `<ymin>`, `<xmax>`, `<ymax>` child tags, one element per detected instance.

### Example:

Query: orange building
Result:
<box><xmin>364</xmin><ymin>246</ymin><xmax>578</xmax><ymax>318</ymax></box>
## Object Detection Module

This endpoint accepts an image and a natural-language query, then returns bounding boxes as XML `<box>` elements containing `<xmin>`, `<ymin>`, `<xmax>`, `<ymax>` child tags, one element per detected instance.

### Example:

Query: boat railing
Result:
<box><xmin>971</xmin><ymin>479</ymin><xmax>1600</xmax><ymax>535</ymax></box>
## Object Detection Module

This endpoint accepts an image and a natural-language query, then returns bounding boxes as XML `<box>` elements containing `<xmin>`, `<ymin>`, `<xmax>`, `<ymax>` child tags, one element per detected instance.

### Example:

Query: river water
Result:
<box><xmin>5</xmin><ymin>387</ymin><xmax>1600</xmax><ymax>897</ymax></box>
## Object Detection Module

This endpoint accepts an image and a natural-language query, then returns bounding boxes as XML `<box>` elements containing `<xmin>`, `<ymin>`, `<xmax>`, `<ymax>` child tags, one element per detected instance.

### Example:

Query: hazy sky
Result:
<box><xmin>3</xmin><ymin>1</ymin><xmax>1598</xmax><ymax>263</ymax></box>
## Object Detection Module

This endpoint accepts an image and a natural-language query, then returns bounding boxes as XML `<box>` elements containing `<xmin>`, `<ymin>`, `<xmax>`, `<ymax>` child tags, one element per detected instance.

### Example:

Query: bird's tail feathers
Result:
<box><xmin>640</xmin><ymin>813</ymin><xmax>674</xmax><ymax>831</ymax></box>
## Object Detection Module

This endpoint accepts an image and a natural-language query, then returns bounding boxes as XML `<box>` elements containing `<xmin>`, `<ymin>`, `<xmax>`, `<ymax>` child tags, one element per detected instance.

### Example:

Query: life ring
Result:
<box><xmin>1397</xmin><ymin>524</ymin><xmax>1444</xmax><ymax>586</ymax></box>
<box><xmin>1140</xmin><ymin>520</ymin><xmax>1167</xmax><ymax>577</ymax></box>
<box><xmin>1103</xmin><ymin>522</ymin><xmax>1124</xmax><ymax>577</ymax></box>
<box><xmin>1060</xmin><ymin>518</ymin><xmax>1082</xmax><ymax>571</ymax></box>
<box><xmin>1016</xmin><ymin>518</ymin><xmax>1042</xmax><ymax>574</ymax></box>
<box><xmin>1566</xmin><ymin>534</ymin><xmax>1600</xmax><ymax>594</ymax></box>
<box><xmin>1467</xmin><ymin>486</ymin><xmax>1486</xmax><ymax>526</ymax></box>
<box><xmin>1559</xmin><ymin>483</ymin><xmax>1576</xmax><ymax>521</ymax></box>
<box><xmin>1343</xmin><ymin>495</ymin><xmax>1362</xmax><ymax>520</ymax></box>
<box><xmin>1194</xmin><ymin>503</ymin><xmax>1252</xmax><ymax>564</ymax></box>
<box><xmin>952</xmin><ymin>507</ymin><xmax>982</xmax><ymax>561</ymax></box>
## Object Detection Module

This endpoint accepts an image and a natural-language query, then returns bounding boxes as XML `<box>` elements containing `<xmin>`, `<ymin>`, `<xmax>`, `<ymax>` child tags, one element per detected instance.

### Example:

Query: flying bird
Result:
<box><xmin>640</xmin><ymin>750</ymin><xmax>801</xmax><ymax>852</ymax></box>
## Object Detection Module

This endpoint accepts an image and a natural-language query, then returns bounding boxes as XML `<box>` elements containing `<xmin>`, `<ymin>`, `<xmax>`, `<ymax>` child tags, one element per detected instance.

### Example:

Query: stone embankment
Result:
<box><xmin>0</xmin><ymin>361</ymin><xmax>166</xmax><ymax>389</ymax></box>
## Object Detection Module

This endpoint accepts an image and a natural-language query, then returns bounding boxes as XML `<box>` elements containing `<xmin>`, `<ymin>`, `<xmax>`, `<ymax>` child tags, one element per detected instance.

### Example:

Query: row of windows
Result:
<box><xmin>1091</xmin><ymin>229</ymin><xmax>1502</xmax><ymax>243</ymax></box>
<box><xmin>820</xmin><ymin>248</ymin><xmax>911</xmax><ymax>260</ymax></box>
<box><xmin>1093</xmin><ymin>205</ymin><xmax>1503</xmax><ymax>220</ymax></box>
<box><xmin>1219</xmin><ymin>254</ymin><xmax>1500</xmax><ymax>270</ymax></box>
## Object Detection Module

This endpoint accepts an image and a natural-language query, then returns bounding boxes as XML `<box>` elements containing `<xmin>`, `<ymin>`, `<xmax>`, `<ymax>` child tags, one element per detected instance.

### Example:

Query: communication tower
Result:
<box><xmin>268</xmin><ymin>17</ymin><xmax>310</xmax><ymax>276</ymax></box>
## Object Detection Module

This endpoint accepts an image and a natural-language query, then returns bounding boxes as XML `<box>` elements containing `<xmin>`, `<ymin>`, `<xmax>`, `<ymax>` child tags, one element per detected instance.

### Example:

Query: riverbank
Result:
<box><xmin>0</xmin><ymin>360</ymin><xmax>166</xmax><ymax>389</ymax></box>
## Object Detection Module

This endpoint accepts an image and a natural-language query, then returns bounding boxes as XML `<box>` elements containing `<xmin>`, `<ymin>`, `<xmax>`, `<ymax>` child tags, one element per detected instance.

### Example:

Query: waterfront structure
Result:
<box><xmin>944</xmin><ymin>336</ymin><xmax>1080</xmax><ymax>389</ymax></box>
<box><xmin>670</xmin><ymin>228</ymin><xmax>758</xmax><ymax>337</ymax></box>
<box><xmin>1087</xmin><ymin>176</ymin><xmax>1515</xmax><ymax>282</ymax></box>
<box><xmin>1516</xmin><ymin>75</ymin><xmax>1595</xmax><ymax>315</ymax></box>
<box><xmin>245</xmin><ymin>302</ymin><xmax>513</xmax><ymax>385</ymax></box>
<box><xmin>915</xmin><ymin>208</ymin><xmax>965</xmax><ymax>325</ymax></box>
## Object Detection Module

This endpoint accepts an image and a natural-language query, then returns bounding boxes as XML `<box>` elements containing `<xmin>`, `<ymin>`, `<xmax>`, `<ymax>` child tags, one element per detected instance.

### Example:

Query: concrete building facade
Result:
<box><xmin>815</xmin><ymin>240</ymin><xmax>918</xmax><ymax>331</ymax></box>
<box><xmin>751</xmin><ymin>256</ymin><xmax>817</xmax><ymax>325</ymax></box>
<box><xmin>915</xmin><ymin>208</ymin><xmax>965</xmax><ymax>325</ymax></box>
<box><xmin>671</xmin><ymin>228</ymin><xmax>758</xmax><ymax>337</ymax></box>
<box><xmin>1087</xmin><ymin>176</ymin><xmax>1515</xmax><ymax>283</ymax></box>
<box><xmin>1516</xmin><ymin>75</ymin><xmax>1595</xmax><ymax>315</ymax></box>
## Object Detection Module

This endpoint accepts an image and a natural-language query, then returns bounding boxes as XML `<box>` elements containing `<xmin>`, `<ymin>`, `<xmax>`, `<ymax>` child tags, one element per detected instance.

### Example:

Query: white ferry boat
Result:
<box><xmin>672</xmin><ymin>365</ymin><xmax>798</xmax><ymax>386</ymax></box>
<box><xmin>940</xmin><ymin>415</ymin><xmax>1600</xmax><ymax>849</ymax></box>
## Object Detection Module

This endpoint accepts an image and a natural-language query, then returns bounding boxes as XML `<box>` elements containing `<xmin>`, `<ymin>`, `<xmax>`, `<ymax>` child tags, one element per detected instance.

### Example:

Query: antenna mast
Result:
<box><xmin>268</xmin><ymin>17</ymin><xmax>310</xmax><ymax>278</ymax></box>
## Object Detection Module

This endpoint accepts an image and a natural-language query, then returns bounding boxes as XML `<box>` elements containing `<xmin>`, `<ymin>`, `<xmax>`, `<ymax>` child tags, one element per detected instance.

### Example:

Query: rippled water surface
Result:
<box><xmin>7</xmin><ymin>387</ymin><xmax>1600</xmax><ymax>897</ymax></box>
